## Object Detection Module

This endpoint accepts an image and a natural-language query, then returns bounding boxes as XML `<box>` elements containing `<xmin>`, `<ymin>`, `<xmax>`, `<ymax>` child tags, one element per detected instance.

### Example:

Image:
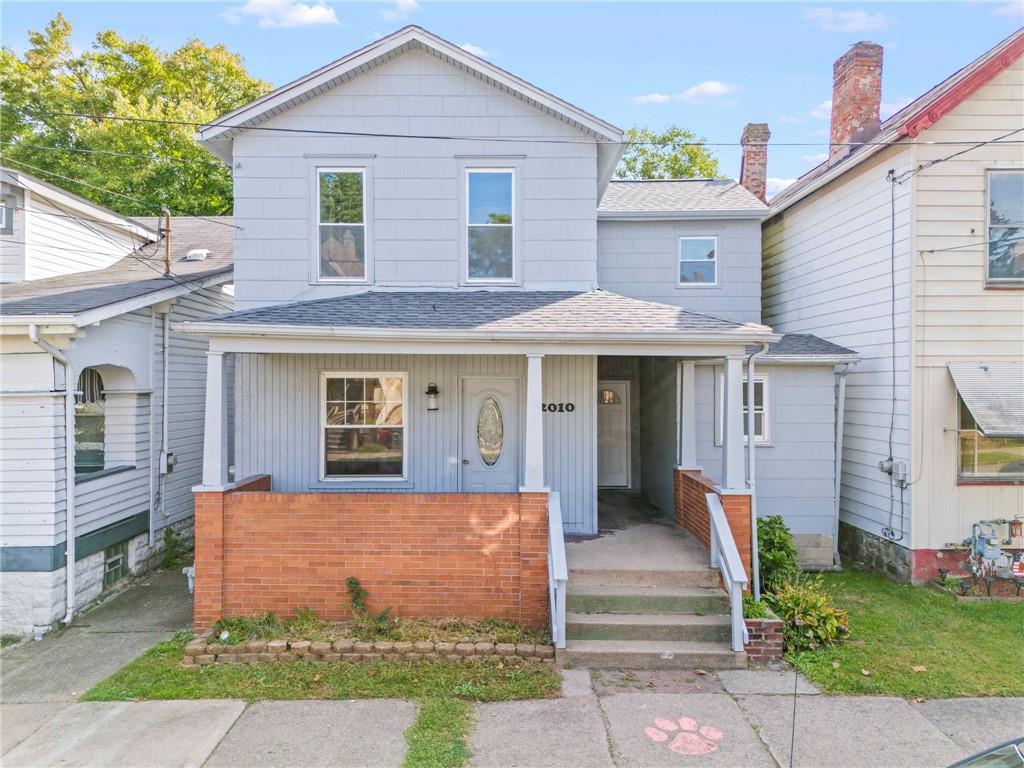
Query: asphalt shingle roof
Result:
<box><xmin>204</xmin><ymin>289</ymin><xmax>773</xmax><ymax>337</ymax></box>
<box><xmin>598</xmin><ymin>179</ymin><xmax>767</xmax><ymax>214</ymax></box>
<box><xmin>758</xmin><ymin>333</ymin><xmax>859</xmax><ymax>360</ymax></box>
<box><xmin>0</xmin><ymin>217</ymin><xmax>234</xmax><ymax>317</ymax></box>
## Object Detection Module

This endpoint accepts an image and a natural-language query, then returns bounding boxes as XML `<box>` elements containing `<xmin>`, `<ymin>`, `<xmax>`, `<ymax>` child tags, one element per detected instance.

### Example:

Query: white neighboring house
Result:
<box><xmin>0</xmin><ymin>169</ymin><xmax>234</xmax><ymax>635</ymax></box>
<box><xmin>762</xmin><ymin>31</ymin><xmax>1024</xmax><ymax>581</ymax></box>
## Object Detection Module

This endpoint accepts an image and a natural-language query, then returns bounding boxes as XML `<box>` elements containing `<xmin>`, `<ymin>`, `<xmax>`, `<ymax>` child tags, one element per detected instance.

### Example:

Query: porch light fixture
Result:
<box><xmin>425</xmin><ymin>383</ymin><xmax>440</xmax><ymax>411</ymax></box>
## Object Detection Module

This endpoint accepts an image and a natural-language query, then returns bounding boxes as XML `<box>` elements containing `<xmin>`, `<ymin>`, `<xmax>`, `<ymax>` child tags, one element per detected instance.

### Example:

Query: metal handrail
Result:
<box><xmin>547</xmin><ymin>491</ymin><xmax>568</xmax><ymax>649</ymax></box>
<box><xmin>705</xmin><ymin>492</ymin><xmax>749</xmax><ymax>653</ymax></box>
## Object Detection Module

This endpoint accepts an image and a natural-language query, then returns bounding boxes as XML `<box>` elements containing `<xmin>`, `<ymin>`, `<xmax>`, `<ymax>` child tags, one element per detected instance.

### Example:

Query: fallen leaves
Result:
<box><xmin>910</xmin><ymin>665</ymin><xmax>927</xmax><ymax>673</ymax></box>
<box><xmin>860</xmin><ymin>669</ymin><xmax>872</xmax><ymax>677</ymax></box>
<box><xmin>831</xmin><ymin>661</ymin><xmax>841</xmax><ymax>669</ymax></box>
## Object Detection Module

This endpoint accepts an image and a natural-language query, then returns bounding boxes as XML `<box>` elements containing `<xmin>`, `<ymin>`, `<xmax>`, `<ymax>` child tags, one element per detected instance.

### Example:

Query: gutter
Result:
<box><xmin>597</xmin><ymin>209</ymin><xmax>768</xmax><ymax>222</ymax></box>
<box><xmin>746</xmin><ymin>342</ymin><xmax>770</xmax><ymax>600</ymax></box>
<box><xmin>28</xmin><ymin>324</ymin><xmax>77</xmax><ymax>625</ymax></box>
<box><xmin>832</xmin><ymin>364</ymin><xmax>851</xmax><ymax>563</ymax></box>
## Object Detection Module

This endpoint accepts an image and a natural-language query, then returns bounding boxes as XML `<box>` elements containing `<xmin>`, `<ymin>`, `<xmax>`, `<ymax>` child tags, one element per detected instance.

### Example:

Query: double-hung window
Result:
<box><xmin>717</xmin><ymin>374</ymin><xmax>769</xmax><ymax>444</ymax></box>
<box><xmin>987</xmin><ymin>170</ymin><xmax>1024</xmax><ymax>283</ymax></box>
<box><xmin>318</xmin><ymin>168</ymin><xmax>366</xmax><ymax>281</ymax></box>
<box><xmin>322</xmin><ymin>373</ymin><xmax>405</xmax><ymax>479</ymax></box>
<box><xmin>957</xmin><ymin>395</ymin><xmax>1024</xmax><ymax>482</ymax></box>
<box><xmin>679</xmin><ymin>236</ymin><xmax>717</xmax><ymax>286</ymax></box>
<box><xmin>467</xmin><ymin>169</ymin><xmax>514</xmax><ymax>282</ymax></box>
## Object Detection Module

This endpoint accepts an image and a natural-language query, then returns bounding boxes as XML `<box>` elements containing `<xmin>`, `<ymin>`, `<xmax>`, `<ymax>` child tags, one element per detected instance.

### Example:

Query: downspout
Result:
<box><xmin>833</xmin><ymin>364</ymin><xmax>851</xmax><ymax>564</ymax></box>
<box><xmin>148</xmin><ymin>307</ymin><xmax>156</xmax><ymax>545</ymax></box>
<box><xmin>161</xmin><ymin>308</ymin><xmax>170</xmax><ymax>518</ymax></box>
<box><xmin>746</xmin><ymin>343</ymin><xmax>769</xmax><ymax>601</ymax></box>
<box><xmin>29</xmin><ymin>324</ymin><xmax>76</xmax><ymax>624</ymax></box>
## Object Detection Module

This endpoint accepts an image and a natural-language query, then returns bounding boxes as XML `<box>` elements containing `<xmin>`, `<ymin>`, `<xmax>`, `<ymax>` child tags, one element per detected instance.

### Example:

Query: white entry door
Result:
<box><xmin>461</xmin><ymin>377</ymin><xmax>520</xmax><ymax>492</ymax></box>
<box><xmin>597</xmin><ymin>380</ymin><xmax>630</xmax><ymax>488</ymax></box>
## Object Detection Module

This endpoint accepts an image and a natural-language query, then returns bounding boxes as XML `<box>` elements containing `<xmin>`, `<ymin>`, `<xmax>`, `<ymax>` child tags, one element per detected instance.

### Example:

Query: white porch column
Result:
<box><xmin>522</xmin><ymin>353</ymin><xmax>546</xmax><ymax>491</ymax></box>
<box><xmin>721</xmin><ymin>355</ymin><xmax>746</xmax><ymax>490</ymax></box>
<box><xmin>678</xmin><ymin>360</ymin><xmax>698</xmax><ymax>468</ymax></box>
<box><xmin>201</xmin><ymin>350</ymin><xmax>229</xmax><ymax>488</ymax></box>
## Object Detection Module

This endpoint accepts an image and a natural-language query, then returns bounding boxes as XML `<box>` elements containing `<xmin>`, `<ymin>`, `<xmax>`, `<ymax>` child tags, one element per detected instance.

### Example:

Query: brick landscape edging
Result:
<box><xmin>744</xmin><ymin>614</ymin><xmax>784</xmax><ymax>664</ymax></box>
<box><xmin>181</xmin><ymin>633</ymin><xmax>556</xmax><ymax>667</ymax></box>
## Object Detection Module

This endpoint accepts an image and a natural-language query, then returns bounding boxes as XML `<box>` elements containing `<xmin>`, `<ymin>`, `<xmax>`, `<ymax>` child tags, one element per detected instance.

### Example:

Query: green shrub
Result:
<box><xmin>742</xmin><ymin>594</ymin><xmax>771</xmax><ymax>619</ymax></box>
<box><xmin>160</xmin><ymin>527</ymin><xmax>188</xmax><ymax>569</ymax></box>
<box><xmin>346</xmin><ymin>577</ymin><xmax>399</xmax><ymax>639</ymax></box>
<box><xmin>767</xmin><ymin>576</ymin><xmax>849</xmax><ymax>652</ymax></box>
<box><xmin>757</xmin><ymin>515</ymin><xmax>800</xmax><ymax>594</ymax></box>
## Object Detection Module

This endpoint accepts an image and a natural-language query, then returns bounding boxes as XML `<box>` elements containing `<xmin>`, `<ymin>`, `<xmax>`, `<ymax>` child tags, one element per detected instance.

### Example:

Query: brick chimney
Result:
<box><xmin>740</xmin><ymin>123</ymin><xmax>771</xmax><ymax>203</ymax></box>
<box><xmin>830</xmin><ymin>41</ymin><xmax>883</xmax><ymax>160</ymax></box>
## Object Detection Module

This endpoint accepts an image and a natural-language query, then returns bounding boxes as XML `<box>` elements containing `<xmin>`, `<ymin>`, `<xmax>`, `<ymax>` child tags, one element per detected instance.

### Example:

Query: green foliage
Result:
<box><xmin>347</xmin><ymin>577</ymin><xmax>370</xmax><ymax>614</ymax></box>
<box><xmin>1</xmin><ymin>634</ymin><xmax>23</xmax><ymax>648</ymax></box>
<box><xmin>160</xmin><ymin>527</ymin><xmax>188</xmax><ymax>569</ymax></box>
<box><xmin>757</xmin><ymin>515</ymin><xmax>800</xmax><ymax>594</ymax></box>
<box><xmin>767</xmin><ymin>576</ymin><xmax>849</xmax><ymax>653</ymax></box>
<box><xmin>403</xmin><ymin>698</ymin><xmax>471</xmax><ymax>768</ymax></box>
<box><xmin>742</xmin><ymin>593</ymin><xmax>771</xmax><ymax>619</ymax></box>
<box><xmin>213</xmin><ymin>612</ymin><xmax>282</xmax><ymax>643</ymax></box>
<box><xmin>615</xmin><ymin>125</ymin><xmax>719</xmax><ymax>180</ymax></box>
<box><xmin>0</xmin><ymin>14</ymin><xmax>271</xmax><ymax>216</ymax></box>
<box><xmin>346</xmin><ymin>577</ymin><xmax>399</xmax><ymax>638</ymax></box>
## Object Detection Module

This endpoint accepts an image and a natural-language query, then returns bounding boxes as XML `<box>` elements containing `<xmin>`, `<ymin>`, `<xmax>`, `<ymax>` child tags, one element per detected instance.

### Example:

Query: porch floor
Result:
<box><xmin>566</xmin><ymin>491</ymin><xmax>710</xmax><ymax>575</ymax></box>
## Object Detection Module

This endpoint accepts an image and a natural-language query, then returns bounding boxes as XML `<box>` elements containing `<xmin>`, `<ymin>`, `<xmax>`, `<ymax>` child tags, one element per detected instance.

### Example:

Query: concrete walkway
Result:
<box><xmin>3</xmin><ymin>666</ymin><xmax>1021</xmax><ymax>767</ymax></box>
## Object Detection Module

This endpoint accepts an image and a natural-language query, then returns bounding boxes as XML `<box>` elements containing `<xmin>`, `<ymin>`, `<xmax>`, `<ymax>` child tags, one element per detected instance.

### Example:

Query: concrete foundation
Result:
<box><xmin>838</xmin><ymin>522</ymin><xmax>911</xmax><ymax>581</ymax></box>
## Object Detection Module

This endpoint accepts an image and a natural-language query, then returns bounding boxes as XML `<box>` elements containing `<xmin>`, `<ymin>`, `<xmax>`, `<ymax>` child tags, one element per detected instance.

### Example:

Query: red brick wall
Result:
<box><xmin>744</xmin><ymin>616</ymin><xmax>784</xmax><ymax>664</ymax></box>
<box><xmin>193</xmin><ymin>478</ymin><xmax>549</xmax><ymax>631</ymax></box>
<box><xmin>830</xmin><ymin>41</ymin><xmax>883</xmax><ymax>158</ymax></box>
<box><xmin>674</xmin><ymin>469</ymin><xmax>752</xmax><ymax>590</ymax></box>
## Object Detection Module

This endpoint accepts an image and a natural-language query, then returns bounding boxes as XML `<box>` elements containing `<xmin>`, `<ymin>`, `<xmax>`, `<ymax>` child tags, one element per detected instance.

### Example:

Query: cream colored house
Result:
<box><xmin>762</xmin><ymin>30</ymin><xmax>1023</xmax><ymax>581</ymax></box>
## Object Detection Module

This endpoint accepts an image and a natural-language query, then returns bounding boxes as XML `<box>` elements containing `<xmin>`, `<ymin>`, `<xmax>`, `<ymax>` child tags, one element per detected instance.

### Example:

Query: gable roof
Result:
<box><xmin>770</xmin><ymin>28</ymin><xmax>1024</xmax><ymax>214</ymax></box>
<box><xmin>1</xmin><ymin>167</ymin><xmax>159</xmax><ymax>242</ymax></box>
<box><xmin>598</xmin><ymin>179</ymin><xmax>767</xmax><ymax>220</ymax></box>
<box><xmin>0</xmin><ymin>217</ymin><xmax>233</xmax><ymax>326</ymax></box>
<box><xmin>197</xmin><ymin>26</ymin><xmax>624</xmax><ymax>188</ymax></box>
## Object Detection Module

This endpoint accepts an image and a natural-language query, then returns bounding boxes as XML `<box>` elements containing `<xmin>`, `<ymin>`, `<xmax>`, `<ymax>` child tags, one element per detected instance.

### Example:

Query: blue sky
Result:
<box><xmin>3</xmin><ymin>1</ymin><xmax>1022</xmax><ymax>193</ymax></box>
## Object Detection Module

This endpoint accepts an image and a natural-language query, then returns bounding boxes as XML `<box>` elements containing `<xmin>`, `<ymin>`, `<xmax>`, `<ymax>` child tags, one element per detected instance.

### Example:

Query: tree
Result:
<box><xmin>615</xmin><ymin>125</ymin><xmax>719</xmax><ymax>180</ymax></box>
<box><xmin>0</xmin><ymin>14</ymin><xmax>271</xmax><ymax>216</ymax></box>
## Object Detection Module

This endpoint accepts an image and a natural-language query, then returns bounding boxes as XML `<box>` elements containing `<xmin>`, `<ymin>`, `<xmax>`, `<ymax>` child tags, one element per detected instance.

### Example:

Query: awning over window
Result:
<box><xmin>948</xmin><ymin>362</ymin><xmax>1024</xmax><ymax>438</ymax></box>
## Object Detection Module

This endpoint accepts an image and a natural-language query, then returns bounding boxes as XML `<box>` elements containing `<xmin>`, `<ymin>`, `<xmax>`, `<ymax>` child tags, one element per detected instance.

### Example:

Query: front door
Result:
<box><xmin>461</xmin><ymin>377</ymin><xmax>520</xmax><ymax>491</ymax></box>
<box><xmin>598</xmin><ymin>380</ymin><xmax>630</xmax><ymax>487</ymax></box>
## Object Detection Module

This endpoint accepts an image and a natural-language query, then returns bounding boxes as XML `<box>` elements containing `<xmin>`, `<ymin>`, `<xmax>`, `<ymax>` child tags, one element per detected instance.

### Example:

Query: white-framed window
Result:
<box><xmin>957</xmin><ymin>394</ymin><xmax>1024</xmax><ymax>482</ymax></box>
<box><xmin>317</xmin><ymin>168</ymin><xmax>367</xmax><ymax>282</ymax></box>
<box><xmin>679</xmin><ymin>236</ymin><xmax>718</xmax><ymax>286</ymax></box>
<box><xmin>466</xmin><ymin>168</ymin><xmax>515</xmax><ymax>282</ymax></box>
<box><xmin>75</xmin><ymin>368</ymin><xmax>106</xmax><ymax>475</ymax></box>
<box><xmin>716</xmin><ymin>373</ymin><xmax>769</xmax><ymax>445</ymax></box>
<box><xmin>0</xmin><ymin>204</ymin><xmax>11</xmax><ymax>235</ymax></box>
<box><xmin>987</xmin><ymin>170</ymin><xmax>1024</xmax><ymax>283</ymax></box>
<box><xmin>320</xmin><ymin>372</ymin><xmax>406</xmax><ymax>480</ymax></box>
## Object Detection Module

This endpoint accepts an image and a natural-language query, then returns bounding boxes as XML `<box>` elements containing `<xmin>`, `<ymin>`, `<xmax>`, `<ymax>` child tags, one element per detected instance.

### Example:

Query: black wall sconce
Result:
<box><xmin>425</xmin><ymin>383</ymin><xmax>439</xmax><ymax>411</ymax></box>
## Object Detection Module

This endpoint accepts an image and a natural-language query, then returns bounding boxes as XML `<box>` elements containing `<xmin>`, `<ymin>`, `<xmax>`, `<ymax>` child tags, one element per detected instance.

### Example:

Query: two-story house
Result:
<box><xmin>763</xmin><ymin>31</ymin><xmax>1024</xmax><ymax>582</ymax></box>
<box><xmin>185</xmin><ymin>26</ymin><xmax>856</xmax><ymax>667</ymax></box>
<box><xmin>0</xmin><ymin>168</ymin><xmax>234</xmax><ymax>635</ymax></box>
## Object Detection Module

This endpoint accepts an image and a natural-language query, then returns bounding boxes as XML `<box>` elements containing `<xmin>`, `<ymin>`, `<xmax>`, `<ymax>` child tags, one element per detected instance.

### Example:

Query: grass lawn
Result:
<box><xmin>790</xmin><ymin>570</ymin><xmax>1024</xmax><ymax>698</ymax></box>
<box><xmin>84</xmin><ymin>632</ymin><xmax>560</xmax><ymax>768</ymax></box>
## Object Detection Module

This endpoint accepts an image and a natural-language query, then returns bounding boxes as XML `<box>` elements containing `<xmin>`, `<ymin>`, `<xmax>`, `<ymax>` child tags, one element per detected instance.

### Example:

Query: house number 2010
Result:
<box><xmin>542</xmin><ymin>403</ymin><xmax>575</xmax><ymax>413</ymax></box>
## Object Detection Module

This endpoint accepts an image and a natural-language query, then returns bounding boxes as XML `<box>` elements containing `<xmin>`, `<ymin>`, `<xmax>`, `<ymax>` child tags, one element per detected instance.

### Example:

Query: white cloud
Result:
<box><xmin>631</xmin><ymin>81</ymin><xmax>736</xmax><ymax>106</ymax></box>
<box><xmin>223</xmin><ymin>0</ymin><xmax>338</xmax><ymax>28</ymax></box>
<box><xmin>801</xmin><ymin>152</ymin><xmax>829</xmax><ymax>164</ymax></box>
<box><xmin>778</xmin><ymin>115</ymin><xmax>805</xmax><ymax>124</ymax></box>
<box><xmin>766</xmin><ymin>178</ymin><xmax>797</xmax><ymax>199</ymax></box>
<box><xmin>379</xmin><ymin>0</ymin><xmax>419</xmax><ymax>22</ymax></box>
<box><xmin>804</xmin><ymin>7</ymin><xmax>892</xmax><ymax>32</ymax></box>
<box><xmin>809</xmin><ymin>99</ymin><xmax>832</xmax><ymax>120</ymax></box>
<box><xmin>459</xmin><ymin>43</ymin><xmax>494</xmax><ymax>58</ymax></box>
<box><xmin>992</xmin><ymin>2</ymin><xmax>1024</xmax><ymax>19</ymax></box>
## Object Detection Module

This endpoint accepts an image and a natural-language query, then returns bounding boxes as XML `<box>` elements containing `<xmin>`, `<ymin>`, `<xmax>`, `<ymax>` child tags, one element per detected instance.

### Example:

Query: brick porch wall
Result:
<box><xmin>193</xmin><ymin>477</ymin><xmax>549</xmax><ymax>631</ymax></box>
<box><xmin>674</xmin><ymin>469</ymin><xmax>752</xmax><ymax>589</ymax></box>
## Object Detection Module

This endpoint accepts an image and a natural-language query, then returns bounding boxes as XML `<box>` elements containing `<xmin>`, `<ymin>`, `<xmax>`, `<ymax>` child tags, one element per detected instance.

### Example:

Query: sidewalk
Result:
<box><xmin>3</xmin><ymin>665</ymin><xmax>1021</xmax><ymax>767</ymax></box>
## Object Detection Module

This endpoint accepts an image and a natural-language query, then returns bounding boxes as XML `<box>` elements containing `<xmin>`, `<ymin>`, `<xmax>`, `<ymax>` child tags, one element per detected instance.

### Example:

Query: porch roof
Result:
<box><xmin>185</xmin><ymin>289</ymin><xmax>779</xmax><ymax>346</ymax></box>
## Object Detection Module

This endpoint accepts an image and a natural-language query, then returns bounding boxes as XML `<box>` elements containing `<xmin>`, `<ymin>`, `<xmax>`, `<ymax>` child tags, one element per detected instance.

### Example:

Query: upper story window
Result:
<box><xmin>467</xmin><ymin>169</ymin><xmax>514</xmax><ymax>282</ymax></box>
<box><xmin>679</xmin><ymin>236</ymin><xmax>717</xmax><ymax>286</ymax></box>
<box><xmin>321</xmin><ymin>372</ymin><xmax>406</xmax><ymax>480</ymax></box>
<box><xmin>75</xmin><ymin>368</ymin><xmax>105</xmax><ymax>475</ymax></box>
<box><xmin>318</xmin><ymin>169</ymin><xmax>366</xmax><ymax>282</ymax></box>
<box><xmin>987</xmin><ymin>170</ymin><xmax>1023</xmax><ymax>284</ymax></box>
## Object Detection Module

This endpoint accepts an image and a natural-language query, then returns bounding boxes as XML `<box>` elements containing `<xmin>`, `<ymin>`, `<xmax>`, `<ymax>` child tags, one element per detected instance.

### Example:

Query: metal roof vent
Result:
<box><xmin>184</xmin><ymin>248</ymin><xmax>210</xmax><ymax>262</ymax></box>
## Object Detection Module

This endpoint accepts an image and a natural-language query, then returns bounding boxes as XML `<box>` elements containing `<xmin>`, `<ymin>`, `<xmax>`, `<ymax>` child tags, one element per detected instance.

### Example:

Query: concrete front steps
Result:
<box><xmin>557</xmin><ymin>572</ymin><xmax>746</xmax><ymax>670</ymax></box>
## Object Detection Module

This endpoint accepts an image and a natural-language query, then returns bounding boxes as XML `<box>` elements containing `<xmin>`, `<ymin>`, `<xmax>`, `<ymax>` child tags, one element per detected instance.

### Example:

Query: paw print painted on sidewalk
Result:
<box><xmin>644</xmin><ymin>716</ymin><xmax>723</xmax><ymax>756</ymax></box>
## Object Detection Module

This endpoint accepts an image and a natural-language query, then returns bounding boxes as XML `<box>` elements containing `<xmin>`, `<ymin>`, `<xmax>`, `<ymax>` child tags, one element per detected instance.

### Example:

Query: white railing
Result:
<box><xmin>706</xmin><ymin>492</ymin><xmax>749</xmax><ymax>653</ymax></box>
<box><xmin>547</xmin><ymin>491</ymin><xmax>568</xmax><ymax>649</ymax></box>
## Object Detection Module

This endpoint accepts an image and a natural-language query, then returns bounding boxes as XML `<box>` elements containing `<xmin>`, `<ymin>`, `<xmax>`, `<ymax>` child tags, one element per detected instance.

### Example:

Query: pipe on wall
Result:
<box><xmin>746</xmin><ymin>342</ymin><xmax>769</xmax><ymax>601</ymax></box>
<box><xmin>833</xmin><ymin>364</ymin><xmax>851</xmax><ymax>562</ymax></box>
<box><xmin>29</xmin><ymin>324</ymin><xmax>77</xmax><ymax>624</ymax></box>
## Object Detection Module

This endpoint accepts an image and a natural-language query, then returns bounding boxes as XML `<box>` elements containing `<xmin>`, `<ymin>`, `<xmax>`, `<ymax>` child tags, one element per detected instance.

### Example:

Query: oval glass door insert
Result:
<box><xmin>477</xmin><ymin>396</ymin><xmax>504</xmax><ymax>466</ymax></box>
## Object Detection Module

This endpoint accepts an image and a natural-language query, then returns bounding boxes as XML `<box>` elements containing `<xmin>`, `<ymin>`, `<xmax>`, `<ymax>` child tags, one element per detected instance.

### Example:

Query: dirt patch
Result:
<box><xmin>590</xmin><ymin>668</ymin><xmax>724</xmax><ymax>696</ymax></box>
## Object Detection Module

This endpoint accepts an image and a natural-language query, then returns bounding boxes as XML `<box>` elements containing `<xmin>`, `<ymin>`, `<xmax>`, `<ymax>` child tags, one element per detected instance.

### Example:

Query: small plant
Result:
<box><xmin>347</xmin><ymin>577</ymin><xmax>370</xmax><ymax>614</ymax></box>
<box><xmin>936</xmin><ymin>574</ymin><xmax>962</xmax><ymax>591</ymax></box>
<box><xmin>743</xmin><ymin>594</ymin><xmax>771</xmax><ymax>619</ymax></box>
<box><xmin>161</xmin><ymin>527</ymin><xmax>188</xmax><ymax>569</ymax></box>
<box><xmin>346</xmin><ymin>577</ymin><xmax>398</xmax><ymax>640</ymax></box>
<box><xmin>1</xmin><ymin>634</ymin><xmax>23</xmax><ymax>648</ymax></box>
<box><xmin>767</xmin><ymin>576</ymin><xmax>849</xmax><ymax>652</ymax></box>
<box><xmin>757</xmin><ymin>515</ymin><xmax>800</xmax><ymax>594</ymax></box>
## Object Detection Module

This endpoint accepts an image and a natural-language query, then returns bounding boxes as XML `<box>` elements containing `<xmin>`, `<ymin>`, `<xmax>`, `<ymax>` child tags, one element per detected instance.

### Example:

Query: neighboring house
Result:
<box><xmin>182</xmin><ymin>25</ymin><xmax>855</xmax><ymax>665</ymax></box>
<box><xmin>762</xmin><ymin>31</ymin><xmax>1024</xmax><ymax>581</ymax></box>
<box><xmin>0</xmin><ymin>173</ymin><xmax>234</xmax><ymax>635</ymax></box>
